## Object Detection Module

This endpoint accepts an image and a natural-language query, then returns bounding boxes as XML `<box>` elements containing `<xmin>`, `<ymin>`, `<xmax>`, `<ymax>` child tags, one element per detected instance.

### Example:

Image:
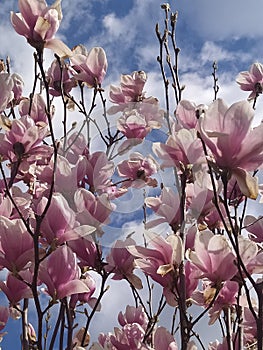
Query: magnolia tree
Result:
<box><xmin>0</xmin><ymin>0</ymin><xmax>262</xmax><ymax>349</ymax></box>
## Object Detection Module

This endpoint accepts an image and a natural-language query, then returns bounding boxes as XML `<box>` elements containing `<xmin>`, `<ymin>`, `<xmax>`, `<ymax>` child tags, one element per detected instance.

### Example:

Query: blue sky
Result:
<box><xmin>0</xmin><ymin>0</ymin><xmax>263</xmax><ymax>348</ymax></box>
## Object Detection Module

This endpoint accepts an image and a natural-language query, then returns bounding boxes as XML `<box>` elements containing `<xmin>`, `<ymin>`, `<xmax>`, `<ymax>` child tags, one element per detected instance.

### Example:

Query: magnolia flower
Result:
<box><xmin>47</xmin><ymin>58</ymin><xmax>76</xmax><ymax>96</ymax></box>
<box><xmin>118</xmin><ymin>306</ymin><xmax>148</xmax><ymax>330</ymax></box>
<box><xmin>0</xmin><ymin>72</ymin><xmax>14</xmax><ymax>112</ymax></box>
<box><xmin>236</xmin><ymin>62</ymin><xmax>263</xmax><ymax>100</ymax></box>
<box><xmin>186</xmin><ymin>231</ymin><xmax>237</xmax><ymax>284</ymax></box>
<box><xmin>244</xmin><ymin>215</ymin><xmax>263</xmax><ymax>243</ymax></box>
<box><xmin>39</xmin><ymin>245</ymin><xmax>90</xmax><ymax>300</ymax></box>
<box><xmin>175</xmin><ymin>100</ymin><xmax>207</xmax><ymax>129</ymax></box>
<box><xmin>70</xmin><ymin>46</ymin><xmax>107</xmax><ymax>87</ymax></box>
<box><xmin>117</xmin><ymin>152</ymin><xmax>158</xmax><ymax>188</ymax></box>
<box><xmin>19</xmin><ymin>93</ymin><xmax>51</xmax><ymax>125</ymax></box>
<box><xmin>153</xmin><ymin>126</ymin><xmax>204</xmax><ymax>172</ymax></box>
<box><xmin>145</xmin><ymin>186</ymin><xmax>181</xmax><ymax>230</ymax></box>
<box><xmin>200</xmin><ymin>99</ymin><xmax>263</xmax><ymax>199</ymax></box>
<box><xmin>105</xmin><ymin>239</ymin><xmax>143</xmax><ymax>289</ymax></box>
<box><xmin>153</xmin><ymin>327</ymin><xmax>178</xmax><ymax>350</ymax></box>
<box><xmin>10</xmin><ymin>0</ymin><xmax>72</xmax><ymax>56</ymax></box>
<box><xmin>129</xmin><ymin>232</ymin><xmax>183</xmax><ymax>306</ymax></box>
<box><xmin>0</xmin><ymin>216</ymin><xmax>33</xmax><ymax>272</ymax></box>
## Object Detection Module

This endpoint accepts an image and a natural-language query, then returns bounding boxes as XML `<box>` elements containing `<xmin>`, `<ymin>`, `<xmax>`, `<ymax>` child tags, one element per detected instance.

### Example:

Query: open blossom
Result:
<box><xmin>0</xmin><ymin>72</ymin><xmax>14</xmax><ymax>112</ymax></box>
<box><xmin>117</xmin><ymin>152</ymin><xmax>158</xmax><ymax>188</ymax></box>
<box><xmin>0</xmin><ymin>115</ymin><xmax>51</xmax><ymax>164</ymax></box>
<box><xmin>153</xmin><ymin>125</ymin><xmax>204</xmax><ymax>172</ymax></box>
<box><xmin>108</xmin><ymin>70</ymin><xmax>158</xmax><ymax>114</ymax></box>
<box><xmin>200</xmin><ymin>99</ymin><xmax>263</xmax><ymax>198</ymax></box>
<box><xmin>0</xmin><ymin>269</ymin><xmax>33</xmax><ymax>305</ymax></box>
<box><xmin>236</xmin><ymin>62</ymin><xmax>263</xmax><ymax>100</ymax></box>
<box><xmin>47</xmin><ymin>58</ymin><xmax>76</xmax><ymax>96</ymax></box>
<box><xmin>175</xmin><ymin>100</ymin><xmax>207</xmax><ymax>129</ymax></box>
<box><xmin>244</xmin><ymin>215</ymin><xmax>263</xmax><ymax>243</ymax></box>
<box><xmin>39</xmin><ymin>245</ymin><xmax>90</xmax><ymax>300</ymax></box>
<box><xmin>0</xmin><ymin>216</ymin><xmax>33</xmax><ymax>273</ymax></box>
<box><xmin>19</xmin><ymin>93</ymin><xmax>52</xmax><ymax>125</ymax></box>
<box><xmin>186</xmin><ymin>231</ymin><xmax>238</xmax><ymax>284</ymax></box>
<box><xmin>129</xmin><ymin>232</ymin><xmax>183</xmax><ymax>306</ymax></box>
<box><xmin>118</xmin><ymin>306</ymin><xmax>148</xmax><ymax>330</ymax></box>
<box><xmin>70</xmin><ymin>45</ymin><xmax>107</xmax><ymax>87</ymax></box>
<box><xmin>153</xmin><ymin>327</ymin><xmax>178</xmax><ymax>350</ymax></box>
<box><xmin>145</xmin><ymin>186</ymin><xmax>181</xmax><ymax>230</ymax></box>
<box><xmin>10</xmin><ymin>0</ymin><xmax>72</xmax><ymax>56</ymax></box>
<box><xmin>105</xmin><ymin>239</ymin><xmax>142</xmax><ymax>289</ymax></box>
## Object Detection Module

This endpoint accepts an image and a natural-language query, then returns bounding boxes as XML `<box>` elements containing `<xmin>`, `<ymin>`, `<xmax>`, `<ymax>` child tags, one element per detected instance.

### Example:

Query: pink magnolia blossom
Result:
<box><xmin>117</xmin><ymin>152</ymin><xmax>158</xmax><ymax>188</ymax></box>
<box><xmin>106</xmin><ymin>239</ymin><xmax>143</xmax><ymax>289</ymax></box>
<box><xmin>36</xmin><ymin>192</ymin><xmax>87</xmax><ymax>245</ymax></box>
<box><xmin>108</xmin><ymin>71</ymin><xmax>157</xmax><ymax>114</ymax></box>
<box><xmin>0</xmin><ymin>115</ymin><xmax>51</xmax><ymax>164</ymax></box>
<box><xmin>145</xmin><ymin>186</ymin><xmax>181</xmax><ymax>230</ymax></box>
<box><xmin>0</xmin><ymin>269</ymin><xmax>33</xmax><ymax>305</ymax></box>
<box><xmin>244</xmin><ymin>215</ymin><xmax>263</xmax><ymax>243</ymax></box>
<box><xmin>153</xmin><ymin>126</ymin><xmax>204</xmax><ymax>171</ymax></box>
<box><xmin>10</xmin><ymin>0</ymin><xmax>72</xmax><ymax>56</ymax></box>
<box><xmin>0</xmin><ymin>216</ymin><xmax>33</xmax><ymax>272</ymax></box>
<box><xmin>153</xmin><ymin>327</ymin><xmax>178</xmax><ymax>350</ymax></box>
<box><xmin>186</xmin><ymin>231</ymin><xmax>237</xmax><ymax>284</ymax></box>
<box><xmin>236</xmin><ymin>62</ymin><xmax>263</xmax><ymax>100</ymax></box>
<box><xmin>0</xmin><ymin>306</ymin><xmax>9</xmax><ymax>331</ymax></box>
<box><xmin>175</xmin><ymin>100</ymin><xmax>207</xmax><ymax>129</ymax></box>
<box><xmin>47</xmin><ymin>58</ymin><xmax>76</xmax><ymax>96</ymax></box>
<box><xmin>0</xmin><ymin>72</ymin><xmax>14</xmax><ymax>112</ymax></box>
<box><xmin>69</xmin><ymin>273</ymin><xmax>97</xmax><ymax>309</ymax></box>
<box><xmin>68</xmin><ymin>236</ymin><xmax>99</xmax><ymax>270</ymax></box>
<box><xmin>109</xmin><ymin>323</ymin><xmax>145</xmax><ymax>350</ymax></box>
<box><xmin>200</xmin><ymin>99</ymin><xmax>263</xmax><ymax>198</ymax></box>
<box><xmin>19</xmin><ymin>93</ymin><xmax>51</xmax><ymax>125</ymax></box>
<box><xmin>70</xmin><ymin>46</ymin><xmax>107</xmax><ymax>87</ymax></box>
<box><xmin>129</xmin><ymin>232</ymin><xmax>183</xmax><ymax>306</ymax></box>
<box><xmin>118</xmin><ymin>306</ymin><xmax>148</xmax><ymax>331</ymax></box>
<box><xmin>208</xmin><ymin>281</ymin><xmax>239</xmax><ymax>325</ymax></box>
<box><xmin>10</xmin><ymin>73</ymin><xmax>24</xmax><ymax>104</ymax></box>
<box><xmin>39</xmin><ymin>245</ymin><xmax>90</xmax><ymax>300</ymax></box>
<box><xmin>74</xmin><ymin>189</ymin><xmax>115</xmax><ymax>231</ymax></box>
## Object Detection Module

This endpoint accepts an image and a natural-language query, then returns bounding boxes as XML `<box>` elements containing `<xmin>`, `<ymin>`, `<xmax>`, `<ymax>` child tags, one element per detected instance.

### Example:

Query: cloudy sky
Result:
<box><xmin>1</xmin><ymin>0</ymin><xmax>263</xmax><ymax>348</ymax></box>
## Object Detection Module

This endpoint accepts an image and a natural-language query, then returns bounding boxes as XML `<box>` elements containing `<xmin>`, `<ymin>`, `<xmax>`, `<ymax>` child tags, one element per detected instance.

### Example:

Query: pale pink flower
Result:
<box><xmin>0</xmin><ymin>115</ymin><xmax>51</xmax><ymax>164</ymax></box>
<box><xmin>0</xmin><ymin>72</ymin><xmax>14</xmax><ymax>112</ymax></box>
<box><xmin>11</xmin><ymin>0</ymin><xmax>72</xmax><ymax>56</ymax></box>
<box><xmin>36</xmin><ymin>193</ymin><xmax>79</xmax><ymax>245</ymax></box>
<box><xmin>0</xmin><ymin>270</ymin><xmax>33</xmax><ymax>305</ymax></box>
<box><xmin>39</xmin><ymin>245</ymin><xmax>90</xmax><ymax>300</ymax></box>
<box><xmin>153</xmin><ymin>126</ymin><xmax>204</xmax><ymax>171</ymax></box>
<box><xmin>108</xmin><ymin>71</ymin><xmax>158</xmax><ymax>115</ymax></box>
<box><xmin>208</xmin><ymin>281</ymin><xmax>239</xmax><ymax>325</ymax></box>
<box><xmin>200</xmin><ymin>99</ymin><xmax>263</xmax><ymax>198</ymax></box>
<box><xmin>175</xmin><ymin>100</ymin><xmax>207</xmax><ymax>129</ymax></box>
<box><xmin>10</xmin><ymin>73</ymin><xmax>24</xmax><ymax>104</ymax></box>
<box><xmin>0</xmin><ymin>307</ymin><xmax>9</xmax><ymax>331</ymax></box>
<box><xmin>118</xmin><ymin>306</ymin><xmax>148</xmax><ymax>331</ymax></box>
<box><xmin>244</xmin><ymin>215</ymin><xmax>263</xmax><ymax>243</ymax></box>
<box><xmin>110</xmin><ymin>323</ymin><xmax>145</xmax><ymax>350</ymax></box>
<box><xmin>236</xmin><ymin>62</ymin><xmax>263</xmax><ymax>100</ymax></box>
<box><xmin>70</xmin><ymin>273</ymin><xmax>97</xmax><ymax>309</ymax></box>
<box><xmin>68</xmin><ymin>236</ymin><xmax>99</xmax><ymax>270</ymax></box>
<box><xmin>0</xmin><ymin>216</ymin><xmax>33</xmax><ymax>272</ymax></box>
<box><xmin>129</xmin><ymin>232</ymin><xmax>183</xmax><ymax>306</ymax></box>
<box><xmin>145</xmin><ymin>186</ymin><xmax>181</xmax><ymax>230</ymax></box>
<box><xmin>19</xmin><ymin>93</ymin><xmax>51</xmax><ymax>125</ymax></box>
<box><xmin>117</xmin><ymin>152</ymin><xmax>158</xmax><ymax>188</ymax></box>
<box><xmin>47</xmin><ymin>58</ymin><xmax>76</xmax><ymax>96</ymax></box>
<box><xmin>106</xmin><ymin>239</ymin><xmax>143</xmax><ymax>289</ymax></box>
<box><xmin>186</xmin><ymin>231</ymin><xmax>237</xmax><ymax>284</ymax></box>
<box><xmin>153</xmin><ymin>327</ymin><xmax>178</xmax><ymax>350</ymax></box>
<box><xmin>70</xmin><ymin>46</ymin><xmax>107</xmax><ymax>87</ymax></box>
<box><xmin>74</xmin><ymin>189</ymin><xmax>115</xmax><ymax>230</ymax></box>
